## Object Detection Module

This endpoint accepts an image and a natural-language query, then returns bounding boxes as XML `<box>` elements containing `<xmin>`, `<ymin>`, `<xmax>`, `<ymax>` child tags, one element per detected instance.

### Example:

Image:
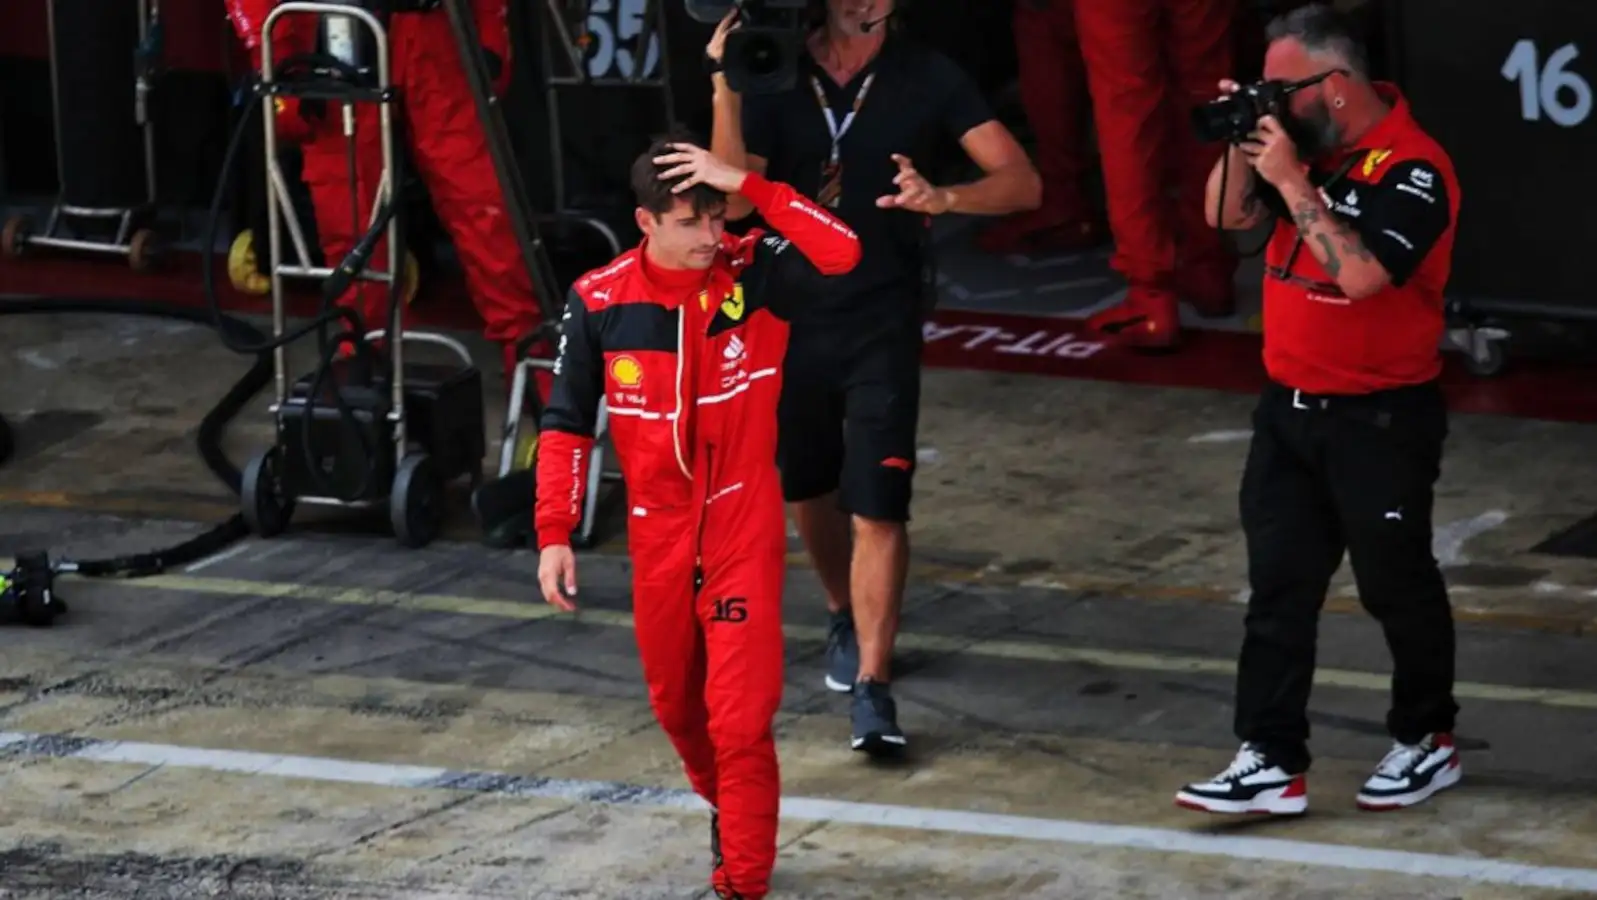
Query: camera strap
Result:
<box><xmin>811</xmin><ymin>72</ymin><xmax>876</xmax><ymax>207</ymax></box>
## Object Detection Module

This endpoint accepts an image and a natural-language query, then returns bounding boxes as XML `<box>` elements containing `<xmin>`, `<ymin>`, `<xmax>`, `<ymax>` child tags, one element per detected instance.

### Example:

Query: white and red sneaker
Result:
<box><xmin>1356</xmin><ymin>732</ymin><xmax>1462</xmax><ymax>811</ymax></box>
<box><xmin>1175</xmin><ymin>743</ymin><xmax>1309</xmax><ymax>816</ymax></box>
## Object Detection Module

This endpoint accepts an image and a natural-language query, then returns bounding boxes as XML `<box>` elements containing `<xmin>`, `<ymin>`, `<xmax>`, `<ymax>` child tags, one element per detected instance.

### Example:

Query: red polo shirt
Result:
<box><xmin>1260</xmin><ymin>84</ymin><xmax>1461</xmax><ymax>395</ymax></box>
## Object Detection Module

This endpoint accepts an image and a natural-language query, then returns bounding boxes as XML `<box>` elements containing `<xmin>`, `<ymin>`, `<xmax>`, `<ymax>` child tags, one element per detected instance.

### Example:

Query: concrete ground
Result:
<box><xmin>4</xmin><ymin>313</ymin><xmax>1597</xmax><ymax>898</ymax></box>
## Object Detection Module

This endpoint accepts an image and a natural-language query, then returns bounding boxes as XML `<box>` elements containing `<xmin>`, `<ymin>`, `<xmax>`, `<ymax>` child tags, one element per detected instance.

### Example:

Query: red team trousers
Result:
<box><xmin>1075</xmin><ymin>0</ymin><xmax>1239</xmax><ymax>329</ymax></box>
<box><xmin>631</xmin><ymin>470</ymin><xmax>788</xmax><ymax>898</ymax></box>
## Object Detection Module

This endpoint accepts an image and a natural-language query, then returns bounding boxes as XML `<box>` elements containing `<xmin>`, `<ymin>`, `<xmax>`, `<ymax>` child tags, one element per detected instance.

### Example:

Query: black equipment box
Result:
<box><xmin>279</xmin><ymin>358</ymin><xmax>483</xmax><ymax>501</ymax></box>
<box><xmin>1394</xmin><ymin>0</ymin><xmax>1597</xmax><ymax>316</ymax></box>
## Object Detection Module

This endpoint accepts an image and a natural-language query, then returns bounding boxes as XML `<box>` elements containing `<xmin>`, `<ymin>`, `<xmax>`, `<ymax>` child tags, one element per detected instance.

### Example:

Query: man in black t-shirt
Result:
<box><xmin>708</xmin><ymin>0</ymin><xmax>1041</xmax><ymax>757</ymax></box>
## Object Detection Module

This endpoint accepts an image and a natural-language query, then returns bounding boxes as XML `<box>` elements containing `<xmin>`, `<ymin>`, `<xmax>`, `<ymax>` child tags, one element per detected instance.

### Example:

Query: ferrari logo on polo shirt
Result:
<box><xmin>609</xmin><ymin>354</ymin><xmax>643</xmax><ymax>388</ymax></box>
<box><xmin>1362</xmin><ymin>148</ymin><xmax>1393</xmax><ymax>177</ymax></box>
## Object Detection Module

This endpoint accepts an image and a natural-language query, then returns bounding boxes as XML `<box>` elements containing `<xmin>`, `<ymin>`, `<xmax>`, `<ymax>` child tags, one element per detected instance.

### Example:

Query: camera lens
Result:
<box><xmin>740</xmin><ymin>35</ymin><xmax>782</xmax><ymax>75</ymax></box>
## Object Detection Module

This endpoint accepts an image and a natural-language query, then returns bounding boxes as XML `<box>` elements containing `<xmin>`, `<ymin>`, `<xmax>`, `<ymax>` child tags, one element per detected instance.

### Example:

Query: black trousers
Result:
<box><xmin>1235</xmin><ymin>380</ymin><xmax>1459</xmax><ymax>773</ymax></box>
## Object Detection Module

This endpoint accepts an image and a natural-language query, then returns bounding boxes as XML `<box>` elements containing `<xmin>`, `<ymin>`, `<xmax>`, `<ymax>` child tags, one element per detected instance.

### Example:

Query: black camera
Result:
<box><xmin>1190</xmin><ymin>70</ymin><xmax>1345</xmax><ymax>144</ymax></box>
<box><xmin>685</xmin><ymin>0</ymin><xmax>812</xmax><ymax>95</ymax></box>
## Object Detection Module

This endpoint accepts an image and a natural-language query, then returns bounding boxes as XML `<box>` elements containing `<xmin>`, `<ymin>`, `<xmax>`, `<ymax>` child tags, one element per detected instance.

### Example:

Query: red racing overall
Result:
<box><xmin>535</xmin><ymin>173</ymin><xmax>861</xmax><ymax>898</ymax></box>
<box><xmin>226</xmin><ymin>0</ymin><xmax>551</xmax><ymax>393</ymax></box>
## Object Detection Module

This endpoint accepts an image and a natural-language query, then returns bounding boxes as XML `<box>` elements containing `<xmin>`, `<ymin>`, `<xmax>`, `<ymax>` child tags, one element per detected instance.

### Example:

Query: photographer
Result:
<box><xmin>1174</xmin><ymin>4</ymin><xmax>1463</xmax><ymax>816</ymax></box>
<box><xmin>708</xmin><ymin>0</ymin><xmax>1041</xmax><ymax>757</ymax></box>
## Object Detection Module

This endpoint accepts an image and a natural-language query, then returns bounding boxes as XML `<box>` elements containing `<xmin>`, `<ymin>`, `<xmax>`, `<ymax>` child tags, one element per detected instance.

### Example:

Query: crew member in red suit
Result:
<box><xmin>535</xmin><ymin>135</ymin><xmax>861</xmax><ymax>899</ymax></box>
<box><xmin>1076</xmin><ymin>0</ymin><xmax>1240</xmax><ymax>350</ymax></box>
<box><xmin>225</xmin><ymin>0</ymin><xmax>553</xmax><ymax>396</ymax></box>
<box><xmin>976</xmin><ymin>0</ymin><xmax>1106</xmax><ymax>256</ymax></box>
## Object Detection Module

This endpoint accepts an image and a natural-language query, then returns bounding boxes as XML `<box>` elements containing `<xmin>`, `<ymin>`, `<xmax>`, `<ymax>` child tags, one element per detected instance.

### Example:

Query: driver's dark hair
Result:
<box><xmin>1266</xmin><ymin>3</ymin><xmax>1369</xmax><ymax>77</ymax></box>
<box><xmin>631</xmin><ymin>126</ymin><xmax>727</xmax><ymax>218</ymax></box>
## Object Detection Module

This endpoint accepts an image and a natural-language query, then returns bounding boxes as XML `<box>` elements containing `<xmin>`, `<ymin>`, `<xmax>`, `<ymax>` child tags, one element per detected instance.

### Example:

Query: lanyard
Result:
<box><xmin>810</xmin><ymin>72</ymin><xmax>876</xmax><ymax>165</ymax></box>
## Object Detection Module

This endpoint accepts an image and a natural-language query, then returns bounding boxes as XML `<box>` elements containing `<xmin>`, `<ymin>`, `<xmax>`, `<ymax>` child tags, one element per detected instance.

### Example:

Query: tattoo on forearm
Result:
<box><xmin>1340</xmin><ymin>234</ymin><xmax>1374</xmax><ymax>263</ymax></box>
<box><xmin>1314</xmin><ymin>234</ymin><xmax>1342</xmax><ymax>278</ymax></box>
<box><xmin>1290</xmin><ymin>200</ymin><xmax>1322</xmax><ymax>229</ymax></box>
<box><xmin>1289</xmin><ymin>192</ymin><xmax>1376</xmax><ymax>285</ymax></box>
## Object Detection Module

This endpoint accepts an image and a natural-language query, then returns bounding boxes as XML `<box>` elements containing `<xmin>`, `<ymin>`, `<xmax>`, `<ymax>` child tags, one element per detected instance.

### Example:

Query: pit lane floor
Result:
<box><xmin>5</xmin><ymin>509</ymin><xmax>1597</xmax><ymax>899</ymax></box>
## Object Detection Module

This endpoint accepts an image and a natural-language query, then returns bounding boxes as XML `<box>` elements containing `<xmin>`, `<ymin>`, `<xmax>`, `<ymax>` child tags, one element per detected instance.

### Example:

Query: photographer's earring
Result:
<box><xmin>1333</xmin><ymin>96</ymin><xmax>1346</xmax><ymax>109</ymax></box>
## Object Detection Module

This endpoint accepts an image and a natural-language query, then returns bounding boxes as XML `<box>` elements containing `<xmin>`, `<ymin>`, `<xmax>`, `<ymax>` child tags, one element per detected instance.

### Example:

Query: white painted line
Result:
<box><xmin>1034</xmin><ymin>276</ymin><xmax>1114</xmax><ymax>294</ymax></box>
<box><xmin>1432</xmin><ymin>511</ymin><xmax>1509</xmax><ymax>567</ymax></box>
<box><xmin>1187</xmin><ymin>430</ymin><xmax>1253</xmax><ymax>444</ymax></box>
<box><xmin>5</xmin><ymin>731</ymin><xmax>1597</xmax><ymax>891</ymax></box>
<box><xmin>183</xmin><ymin>542</ymin><xmax>255</xmax><ymax>574</ymax></box>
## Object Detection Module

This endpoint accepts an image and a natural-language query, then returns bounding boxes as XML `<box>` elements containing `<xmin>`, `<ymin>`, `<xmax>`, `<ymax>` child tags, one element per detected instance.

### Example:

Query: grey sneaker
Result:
<box><xmin>850</xmin><ymin>678</ymin><xmax>907</xmax><ymax>756</ymax></box>
<box><xmin>824</xmin><ymin>610</ymin><xmax>859</xmax><ymax>693</ymax></box>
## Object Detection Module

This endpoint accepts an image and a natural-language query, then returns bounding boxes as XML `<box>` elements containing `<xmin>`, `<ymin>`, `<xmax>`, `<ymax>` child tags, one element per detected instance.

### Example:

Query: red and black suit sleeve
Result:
<box><xmin>736</xmin><ymin>172</ymin><xmax>863</xmax><ymax>318</ymax></box>
<box><xmin>534</xmin><ymin>287</ymin><xmax>604</xmax><ymax>549</ymax></box>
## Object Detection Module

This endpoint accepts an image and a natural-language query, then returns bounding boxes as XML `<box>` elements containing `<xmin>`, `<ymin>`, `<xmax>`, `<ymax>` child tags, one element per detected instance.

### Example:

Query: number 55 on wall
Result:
<box><xmin>1502</xmin><ymin>39</ymin><xmax>1594</xmax><ymax>127</ymax></box>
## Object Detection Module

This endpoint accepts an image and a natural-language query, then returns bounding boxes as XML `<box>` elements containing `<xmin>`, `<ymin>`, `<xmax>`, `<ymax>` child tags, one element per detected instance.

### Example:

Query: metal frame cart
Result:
<box><xmin>2</xmin><ymin>0</ymin><xmax>163</xmax><ymax>270</ymax></box>
<box><xmin>240</xmin><ymin>1</ymin><xmax>488</xmax><ymax>548</ymax></box>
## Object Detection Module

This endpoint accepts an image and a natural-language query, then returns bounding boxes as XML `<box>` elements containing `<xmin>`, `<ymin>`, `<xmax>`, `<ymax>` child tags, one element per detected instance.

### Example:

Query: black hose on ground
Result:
<box><xmin>0</xmin><ymin>295</ymin><xmax>273</xmax><ymax>577</ymax></box>
<box><xmin>0</xmin><ymin>60</ymin><xmax>399</xmax><ymax>586</ymax></box>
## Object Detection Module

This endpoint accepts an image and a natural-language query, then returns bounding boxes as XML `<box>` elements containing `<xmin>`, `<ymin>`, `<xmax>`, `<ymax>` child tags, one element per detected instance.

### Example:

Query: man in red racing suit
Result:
<box><xmin>225</xmin><ymin>0</ymin><xmax>553</xmax><ymax>396</ymax></box>
<box><xmin>534</xmin><ymin>136</ymin><xmax>860</xmax><ymax>899</ymax></box>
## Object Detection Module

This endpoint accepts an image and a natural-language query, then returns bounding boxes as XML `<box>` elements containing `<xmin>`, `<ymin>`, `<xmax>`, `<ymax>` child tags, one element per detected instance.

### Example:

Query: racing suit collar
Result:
<box><xmin>639</xmin><ymin>240</ymin><xmax>714</xmax><ymax>310</ymax></box>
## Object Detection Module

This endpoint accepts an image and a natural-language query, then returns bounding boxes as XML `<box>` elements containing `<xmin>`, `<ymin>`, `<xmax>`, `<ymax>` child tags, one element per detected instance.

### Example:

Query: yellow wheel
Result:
<box><xmin>227</xmin><ymin>230</ymin><xmax>270</xmax><ymax>295</ymax></box>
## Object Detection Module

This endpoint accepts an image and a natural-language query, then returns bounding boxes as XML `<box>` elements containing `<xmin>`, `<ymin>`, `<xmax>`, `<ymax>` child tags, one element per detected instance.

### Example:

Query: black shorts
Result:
<box><xmin>776</xmin><ymin>320</ymin><xmax>922</xmax><ymax>522</ymax></box>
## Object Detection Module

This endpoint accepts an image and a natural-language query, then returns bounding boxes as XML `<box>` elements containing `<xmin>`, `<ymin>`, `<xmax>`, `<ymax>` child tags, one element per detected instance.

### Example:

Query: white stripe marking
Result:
<box><xmin>1187</xmin><ymin>430</ymin><xmax>1253</xmax><ymax>444</ymax></box>
<box><xmin>1431</xmin><ymin>510</ymin><xmax>1509</xmax><ymax>567</ymax></box>
<box><xmin>5</xmin><ymin>732</ymin><xmax>1597</xmax><ymax>891</ymax></box>
<box><xmin>183</xmin><ymin>543</ymin><xmax>254</xmax><ymax>573</ymax></box>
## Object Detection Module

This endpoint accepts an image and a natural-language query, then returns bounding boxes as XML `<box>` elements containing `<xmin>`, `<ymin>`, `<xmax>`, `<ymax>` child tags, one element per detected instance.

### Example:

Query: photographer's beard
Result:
<box><xmin>1283</xmin><ymin>97</ymin><xmax>1343</xmax><ymax>160</ymax></box>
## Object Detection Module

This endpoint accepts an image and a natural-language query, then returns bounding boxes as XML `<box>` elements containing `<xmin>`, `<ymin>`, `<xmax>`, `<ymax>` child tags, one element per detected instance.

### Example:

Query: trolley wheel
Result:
<box><xmin>0</xmin><ymin>413</ymin><xmax>13</xmax><ymax>467</ymax></box>
<box><xmin>1464</xmin><ymin>339</ymin><xmax>1507</xmax><ymax>378</ymax></box>
<box><xmin>242</xmin><ymin>447</ymin><xmax>295</xmax><ymax>537</ymax></box>
<box><xmin>128</xmin><ymin>228</ymin><xmax>159</xmax><ymax>272</ymax></box>
<box><xmin>391</xmin><ymin>453</ymin><xmax>445</xmax><ymax>548</ymax></box>
<box><xmin>2</xmin><ymin>215</ymin><xmax>32</xmax><ymax>258</ymax></box>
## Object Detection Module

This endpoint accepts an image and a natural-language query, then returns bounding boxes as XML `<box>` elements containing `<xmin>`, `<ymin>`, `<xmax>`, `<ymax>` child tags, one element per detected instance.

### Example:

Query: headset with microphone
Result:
<box><xmin>859</xmin><ymin>12</ymin><xmax>894</xmax><ymax>32</ymax></box>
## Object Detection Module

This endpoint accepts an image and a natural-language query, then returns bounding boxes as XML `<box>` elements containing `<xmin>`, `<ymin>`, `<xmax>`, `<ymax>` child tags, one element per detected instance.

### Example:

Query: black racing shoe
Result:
<box><xmin>1174</xmin><ymin>742</ymin><xmax>1309</xmax><ymax>816</ymax></box>
<box><xmin>850</xmin><ymin>678</ymin><xmax>907</xmax><ymax>756</ymax></box>
<box><xmin>824</xmin><ymin>610</ymin><xmax>860</xmax><ymax>693</ymax></box>
<box><xmin>1356</xmin><ymin>732</ymin><xmax>1462</xmax><ymax>811</ymax></box>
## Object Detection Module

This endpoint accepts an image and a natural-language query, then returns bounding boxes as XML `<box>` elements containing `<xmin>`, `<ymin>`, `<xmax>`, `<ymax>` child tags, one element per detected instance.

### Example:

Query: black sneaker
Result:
<box><xmin>850</xmin><ymin>678</ymin><xmax>907</xmax><ymax>756</ymax></box>
<box><xmin>1174</xmin><ymin>743</ymin><xmax>1308</xmax><ymax>815</ymax></box>
<box><xmin>1356</xmin><ymin>732</ymin><xmax>1461</xmax><ymax>811</ymax></box>
<box><xmin>824</xmin><ymin>610</ymin><xmax>859</xmax><ymax>693</ymax></box>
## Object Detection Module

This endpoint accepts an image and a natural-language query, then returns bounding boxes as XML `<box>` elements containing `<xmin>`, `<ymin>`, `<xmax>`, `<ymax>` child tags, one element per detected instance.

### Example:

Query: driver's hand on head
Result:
<box><xmin>538</xmin><ymin>544</ymin><xmax>578</xmax><ymax>612</ymax></box>
<box><xmin>654</xmin><ymin>142</ymin><xmax>750</xmax><ymax>194</ymax></box>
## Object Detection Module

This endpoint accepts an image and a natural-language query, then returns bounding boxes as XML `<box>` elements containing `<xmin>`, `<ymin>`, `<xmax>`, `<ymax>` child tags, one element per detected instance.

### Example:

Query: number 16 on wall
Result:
<box><xmin>1502</xmin><ymin>39</ymin><xmax>1593</xmax><ymax>127</ymax></box>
